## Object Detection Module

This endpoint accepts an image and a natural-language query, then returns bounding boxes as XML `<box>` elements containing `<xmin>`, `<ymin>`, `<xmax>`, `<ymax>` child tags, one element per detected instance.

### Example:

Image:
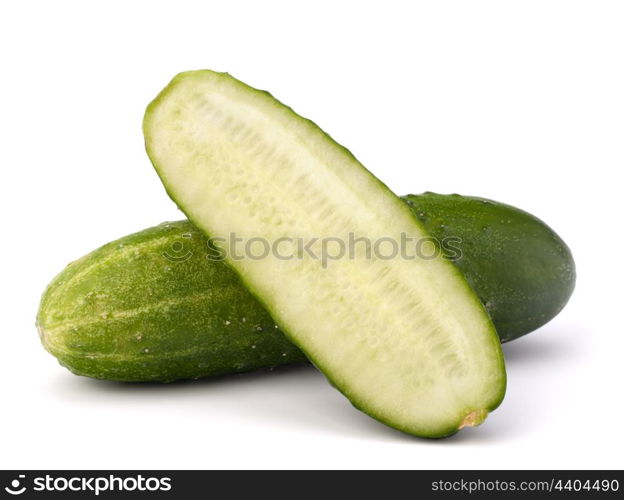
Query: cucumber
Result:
<box><xmin>142</xmin><ymin>70</ymin><xmax>506</xmax><ymax>437</ymax></box>
<box><xmin>404</xmin><ymin>193</ymin><xmax>575</xmax><ymax>342</ymax></box>
<box><xmin>37</xmin><ymin>193</ymin><xmax>575</xmax><ymax>385</ymax></box>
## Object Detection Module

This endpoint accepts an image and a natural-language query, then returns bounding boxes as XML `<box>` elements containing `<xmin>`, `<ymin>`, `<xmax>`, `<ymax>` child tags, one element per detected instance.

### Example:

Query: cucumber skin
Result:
<box><xmin>404</xmin><ymin>193</ymin><xmax>576</xmax><ymax>342</ymax></box>
<box><xmin>37</xmin><ymin>222</ymin><xmax>306</xmax><ymax>383</ymax></box>
<box><xmin>37</xmin><ymin>193</ymin><xmax>575</xmax><ymax>382</ymax></box>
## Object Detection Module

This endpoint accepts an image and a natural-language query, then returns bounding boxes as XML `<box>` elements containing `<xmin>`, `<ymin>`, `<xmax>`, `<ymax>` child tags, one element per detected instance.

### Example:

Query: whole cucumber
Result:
<box><xmin>37</xmin><ymin>193</ymin><xmax>575</xmax><ymax>381</ymax></box>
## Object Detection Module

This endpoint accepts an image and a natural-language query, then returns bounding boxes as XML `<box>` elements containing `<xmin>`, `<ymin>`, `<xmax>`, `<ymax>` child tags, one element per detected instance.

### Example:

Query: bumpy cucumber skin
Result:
<box><xmin>404</xmin><ymin>193</ymin><xmax>576</xmax><ymax>342</ymax></box>
<box><xmin>36</xmin><ymin>222</ymin><xmax>306</xmax><ymax>383</ymax></box>
<box><xmin>37</xmin><ymin>193</ymin><xmax>575</xmax><ymax>384</ymax></box>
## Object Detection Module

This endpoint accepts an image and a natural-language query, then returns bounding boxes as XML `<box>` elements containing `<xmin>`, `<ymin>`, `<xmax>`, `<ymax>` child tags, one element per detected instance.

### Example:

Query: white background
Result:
<box><xmin>1</xmin><ymin>1</ymin><xmax>622</xmax><ymax>470</ymax></box>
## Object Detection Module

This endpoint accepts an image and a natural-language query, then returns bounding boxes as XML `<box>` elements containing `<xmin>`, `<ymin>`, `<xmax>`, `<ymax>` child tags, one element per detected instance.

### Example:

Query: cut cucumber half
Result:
<box><xmin>143</xmin><ymin>70</ymin><xmax>506</xmax><ymax>437</ymax></box>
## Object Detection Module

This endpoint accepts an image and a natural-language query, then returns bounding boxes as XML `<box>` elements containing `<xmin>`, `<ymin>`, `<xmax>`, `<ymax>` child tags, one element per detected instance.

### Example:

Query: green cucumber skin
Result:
<box><xmin>37</xmin><ymin>222</ymin><xmax>306</xmax><ymax>383</ymax></box>
<box><xmin>37</xmin><ymin>193</ymin><xmax>574</xmax><ymax>382</ymax></box>
<box><xmin>405</xmin><ymin>193</ymin><xmax>576</xmax><ymax>342</ymax></box>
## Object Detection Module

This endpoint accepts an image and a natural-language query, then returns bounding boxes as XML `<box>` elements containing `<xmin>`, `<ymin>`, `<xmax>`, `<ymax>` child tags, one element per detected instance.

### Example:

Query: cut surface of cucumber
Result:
<box><xmin>143</xmin><ymin>70</ymin><xmax>506</xmax><ymax>437</ymax></box>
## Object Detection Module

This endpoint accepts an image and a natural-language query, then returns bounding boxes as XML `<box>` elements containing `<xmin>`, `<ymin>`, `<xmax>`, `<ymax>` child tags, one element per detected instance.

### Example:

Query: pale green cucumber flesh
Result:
<box><xmin>142</xmin><ymin>70</ymin><xmax>506</xmax><ymax>437</ymax></box>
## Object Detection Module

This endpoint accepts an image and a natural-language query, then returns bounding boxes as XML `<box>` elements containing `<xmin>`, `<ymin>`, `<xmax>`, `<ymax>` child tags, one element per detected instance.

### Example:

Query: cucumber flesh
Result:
<box><xmin>143</xmin><ymin>70</ymin><xmax>506</xmax><ymax>437</ymax></box>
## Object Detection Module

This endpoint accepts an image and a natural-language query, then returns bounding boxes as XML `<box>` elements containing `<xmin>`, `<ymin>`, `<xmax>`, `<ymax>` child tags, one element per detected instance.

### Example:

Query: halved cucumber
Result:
<box><xmin>143</xmin><ymin>70</ymin><xmax>506</xmax><ymax>437</ymax></box>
